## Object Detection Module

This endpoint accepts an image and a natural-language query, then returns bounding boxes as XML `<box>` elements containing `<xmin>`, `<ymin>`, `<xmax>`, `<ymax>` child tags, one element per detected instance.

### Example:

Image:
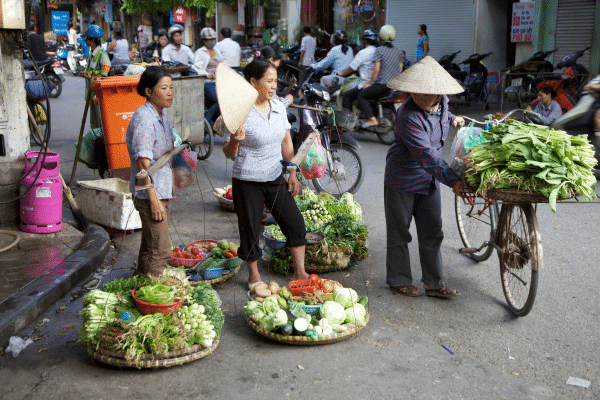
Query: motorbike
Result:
<box><xmin>66</xmin><ymin>43</ymin><xmax>87</xmax><ymax>76</ymax></box>
<box><xmin>504</xmin><ymin>49</ymin><xmax>558</xmax><ymax>107</ymax></box>
<box><xmin>334</xmin><ymin>75</ymin><xmax>407</xmax><ymax>145</ymax></box>
<box><xmin>551</xmin><ymin>74</ymin><xmax>600</xmax><ymax>164</ymax></box>
<box><xmin>289</xmin><ymin>82</ymin><xmax>364</xmax><ymax>197</ymax></box>
<box><xmin>449</xmin><ymin>52</ymin><xmax>493</xmax><ymax>109</ymax></box>
<box><xmin>23</xmin><ymin>50</ymin><xmax>64</xmax><ymax>98</ymax></box>
<box><xmin>534</xmin><ymin>47</ymin><xmax>591</xmax><ymax>114</ymax></box>
<box><xmin>439</xmin><ymin>50</ymin><xmax>468</xmax><ymax>82</ymax></box>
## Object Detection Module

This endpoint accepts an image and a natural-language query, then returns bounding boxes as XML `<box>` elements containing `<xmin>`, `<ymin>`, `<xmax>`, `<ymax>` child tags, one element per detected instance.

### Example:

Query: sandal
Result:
<box><xmin>389</xmin><ymin>285</ymin><xmax>422</xmax><ymax>297</ymax></box>
<box><xmin>424</xmin><ymin>287</ymin><xmax>459</xmax><ymax>298</ymax></box>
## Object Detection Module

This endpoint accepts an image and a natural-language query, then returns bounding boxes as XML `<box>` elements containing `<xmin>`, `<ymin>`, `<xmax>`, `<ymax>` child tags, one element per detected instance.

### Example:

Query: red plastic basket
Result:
<box><xmin>131</xmin><ymin>289</ymin><xmax>185</xmax><ymax>315</ymax></box>
<box><xmin>288</xmin><ymin>279</ymin><xmax>319</xmax><ymax>296</ymax></box>
<box><xmin>184</xmin><ymin>239</ymin><xmax>218</xmax><ymax>253</ymax></box>
<box><xmin>170</xmin><ymin>253</ymin><xmax>205</xmax><ymax>268</ymax></box>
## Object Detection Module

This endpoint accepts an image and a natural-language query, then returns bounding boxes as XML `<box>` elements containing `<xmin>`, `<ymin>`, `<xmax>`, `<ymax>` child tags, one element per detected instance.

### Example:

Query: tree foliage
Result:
<box><xmin>120</xmin><ymin>0</ymin><xmax>272</xmax><ymax>15</ymax></box>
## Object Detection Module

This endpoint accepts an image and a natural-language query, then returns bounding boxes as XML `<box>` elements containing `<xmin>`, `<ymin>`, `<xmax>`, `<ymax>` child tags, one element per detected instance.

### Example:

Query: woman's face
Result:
<box><xmin>158</xmin><ymin>36</ymin><xmax>168</xmax><ymax>48</ymax></box>
<box><xmin>411</xmin><ymin>93</ymin><xmax>441</xmax><ymax>110</ymax></box>
<box><xmin>172</xmin><ymin>32</ymin><xmax>182</xmax><ymax>45</ymax></box>
<box><xmin>538</xmin><ymin>91</ymin><xmax>552</xmax><ymax>105</ymax></box>
<box><xmin>269</xmin><ymin>58</ymin><xmax>281</xmax><ymax>68</ymax></box>
<box><xmin>146</xmin><ymin>76</ymin><xmax>174</xmax><ymax>109</ymax></box>
<box><xmin>417</xmin><ymin>26</ymin><xmax>423</xmax><ymax>35</ymax></box>
<box><xmin>251</xmin><ymin>67</ymin><xmax>278</xmax><ymax>101</ymax></box>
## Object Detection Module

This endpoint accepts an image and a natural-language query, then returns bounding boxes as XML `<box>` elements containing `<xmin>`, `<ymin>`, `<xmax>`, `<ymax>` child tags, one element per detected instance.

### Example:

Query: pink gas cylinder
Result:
<box><xmin>20</xmin><ymin>151</ymin><xmax>63</xmax><ymax>233</ymax></box>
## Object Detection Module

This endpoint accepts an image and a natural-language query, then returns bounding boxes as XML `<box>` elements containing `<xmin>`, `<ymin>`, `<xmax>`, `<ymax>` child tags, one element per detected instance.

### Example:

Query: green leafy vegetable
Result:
<box><xmin>135</xmin><ymin>283</ymin><xmax>185</xmax><ymax>304</ymax></box>
<box><xmin>190</xmin><ymin>283</ymin><xmax>225</xmax><ymax>336</ymax></box>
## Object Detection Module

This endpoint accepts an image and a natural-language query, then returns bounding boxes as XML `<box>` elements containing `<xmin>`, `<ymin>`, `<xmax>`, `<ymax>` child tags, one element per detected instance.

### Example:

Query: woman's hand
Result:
<box><xmin>92</xmin><ymin>96</ymin><xmax>99</xmax><ymax>105</ymax></box>
<box><xmin>287</xmin><ymin>172</ymin><xmax>300</xmax><ymax>197</ymax></box>
<box><xmin>81</xmin><ymin>72</ymin><xmax>91</xmax><ymax>79</ymax></box>
<box><xmin>363</xmin><ymin>82</ymin><xmax>372</xmax><ymax>89</ymax></box>
<box><xmin>452</xmin><ymin>180</ymin><xmax>464</xmax><ymax>196</ymax></box>
<box><xmin>207</xmin><ymin>73</ymin><xmax>214</xmax><ymax>79</ymax></box>
<box><xmin>286</xmin><ymin>94</ymin><xmax>293</xmax><ymax>104</ymax></box>
<box><xmin>230</xmin><ymin>125</ymin><xmax>245</xmax><ymax>142</ymax></box>
<box><xmin>150</xmin><ymin>198</ymin><xmax>166</xmax><ymax>221</ymax></box>
<box><xmin>526</xmin><ymin>105</ymin><xmax>533</xmax><ymax>112</ymax></box>
<box><xmin>452</xmin><ymin>116</ymin><xmax>465</xmax><ymax>128</ymax></box>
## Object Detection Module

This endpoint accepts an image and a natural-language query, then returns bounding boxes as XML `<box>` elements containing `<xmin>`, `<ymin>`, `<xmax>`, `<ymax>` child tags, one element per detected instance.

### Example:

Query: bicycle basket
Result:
<box><xmin>25</xmin><ymin>80</ymin><xmax>48</xmax><ymax>100</ymax></box>
<box><xmin>328</xmin><ymin>106</ymin><xmax>358</xmax><ymax>130</ymax></box>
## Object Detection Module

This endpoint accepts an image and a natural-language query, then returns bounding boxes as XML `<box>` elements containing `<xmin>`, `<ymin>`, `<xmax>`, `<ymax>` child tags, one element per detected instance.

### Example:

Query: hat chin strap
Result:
<box><xmin>425</xmin><ymin>95</ymin><xmax>442</xmax><ymax>114</ymax></box>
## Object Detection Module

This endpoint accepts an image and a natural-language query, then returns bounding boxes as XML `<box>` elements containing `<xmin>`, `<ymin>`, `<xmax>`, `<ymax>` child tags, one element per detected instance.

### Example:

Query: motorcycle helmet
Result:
<box><xmin>363</xmin><ymin>29</ymin><xmax>378</xmax><ymax>46</ymax></box>
<box><xmin>332</xmin><ymin>30</ymin><xmax>347</xmax><ymax>46</ymax></box>
<box><xmin>83</xmin><ymin>24</ymin><xmax>104</xmax><ymax>39</ymax></box>
<box><xmin>168</xmin><ymin>24</ymin><xmax>184</xmax><ymax>39</ymax></box>
<box><xmin>379</xmin><ymin>25</ymin><xmax>396</xmax><ymax>42</ymax></box>
<box><xmin>200</xmin><ymin>27</ymin><xmax>218</xmax><ymax>40</ymax></box>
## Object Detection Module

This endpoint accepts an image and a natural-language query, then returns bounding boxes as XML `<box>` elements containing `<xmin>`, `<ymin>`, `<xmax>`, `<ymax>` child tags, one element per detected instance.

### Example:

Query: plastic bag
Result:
<box><xmin>450</xmin><ymin>123</ymin><xmax>486</xmax><ymax>176</ymax></box>
<box><xmin>172</xmin><ymin>146</ymin><xmax>198</xmax><ymax>189</ymax></box>
<box><xmin>300</xmin><ymin>132</ymin><xmax>327</xmax><ymax>180</ymax></box>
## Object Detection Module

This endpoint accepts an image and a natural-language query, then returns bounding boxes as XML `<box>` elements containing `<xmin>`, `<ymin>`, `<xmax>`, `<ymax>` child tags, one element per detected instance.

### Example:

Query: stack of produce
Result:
<box><xmin>80</xmin><ymin>276</ymin><xmax>223</xmax><ymax>362</ymax></box>
<box><xmin>464</xmin><ymin>120</ymin><xmax>597</xmax><ymax>212</ymax></box>
<box><xmin>188</xmin><ymin>239</ymin><xmax>240</xmax><ymax>280</ymax></box>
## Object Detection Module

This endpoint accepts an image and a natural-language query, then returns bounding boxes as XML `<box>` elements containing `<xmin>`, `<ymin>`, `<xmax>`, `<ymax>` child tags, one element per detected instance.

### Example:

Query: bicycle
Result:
<box><xmin>454</xmin><ymin>109</ymin><xmax>543</xmax><ymax>317</ymax></box>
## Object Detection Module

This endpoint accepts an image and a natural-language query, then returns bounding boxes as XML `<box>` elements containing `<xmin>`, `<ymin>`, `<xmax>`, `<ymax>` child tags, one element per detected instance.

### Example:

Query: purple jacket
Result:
<box><xmin>384</xmin><ymin>95</ymin><xmax>461</xmax><ymax>195</ymax></box>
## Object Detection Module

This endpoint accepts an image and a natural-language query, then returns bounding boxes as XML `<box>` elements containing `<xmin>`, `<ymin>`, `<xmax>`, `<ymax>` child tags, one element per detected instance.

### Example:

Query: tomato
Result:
<box><xmin>173</xmin><ymin>247</ymin><xmax>181</xmax><ymax>253</ymax></box>
<box><xmin>190</xmin><ymin>248</ymin><xmax>200</xmax><ymax>256</ymax></box>
<box><xmin>308</xmin><ymin>274</ymin><xmax>320</xmax><ymax>287</ymax></box>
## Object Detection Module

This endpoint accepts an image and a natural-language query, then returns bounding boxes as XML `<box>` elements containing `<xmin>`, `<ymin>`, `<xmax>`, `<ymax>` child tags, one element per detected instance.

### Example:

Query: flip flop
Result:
<box><xmin>248</xmin><ymin>281</ymin><xmax>264</xmax><ymax>291</ymax></box>
<box><xmin>389</xmin><ymin>285</ymin><xmax>422</xmax><ymax>297</ymax></box>
<box><xmin>424</xmin><ymin>287</ymin><xmax>459</xmax><ymax>299</ymax></box>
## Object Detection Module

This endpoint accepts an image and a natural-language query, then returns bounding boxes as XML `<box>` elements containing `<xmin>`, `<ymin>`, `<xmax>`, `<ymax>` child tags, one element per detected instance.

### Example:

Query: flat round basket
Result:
<box><xmin>87</xmin><ymin>337</ymin><xmax>219</xmax><ymax>369</ymax></box>
<box><xmin>214</xmin><ymin>193</ymin><xmax>235</xmax><ymax>211</ymax></box>
<box><xmin>246</xmin><ymin>313</ymin><xmax>369</xmax><ymax>345</ymax></box>
<box><xmin>460</xmin><ymin>186</ymin><xmax>564</xmax><ymax>204</ymax></box>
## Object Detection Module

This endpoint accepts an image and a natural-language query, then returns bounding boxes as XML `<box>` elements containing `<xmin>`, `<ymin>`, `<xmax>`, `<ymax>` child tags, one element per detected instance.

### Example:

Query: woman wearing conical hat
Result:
<box><xmin>384</xmin><ymin>56</ymin><xmax>465</xmax><ymax>298</ymax></box>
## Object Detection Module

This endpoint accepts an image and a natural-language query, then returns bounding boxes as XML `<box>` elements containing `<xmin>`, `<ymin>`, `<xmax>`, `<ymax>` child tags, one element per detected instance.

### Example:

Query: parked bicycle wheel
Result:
<box><xmin>496</xmin><ymin>203</ymin><xmax>541</xmax><ymax>317</ymax></box>
<box><xmin>455</xmin><ymin>194</ymin><xmax>498</xmax><ymax>262</ymax></box>
<box><xmin>196</xmin><ymin>117</ymin><xmax>214</xmax><ymax>160</ymax></box>
<box><xmin>313</xmin><ymin>143</ymin><xmax>364</xmax><ymax>198</ymax></box>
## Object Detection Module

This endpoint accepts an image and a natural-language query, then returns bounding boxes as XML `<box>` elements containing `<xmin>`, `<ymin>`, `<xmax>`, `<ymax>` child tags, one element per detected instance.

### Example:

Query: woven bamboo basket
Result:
<box><xmin>246</xmin><ymin>313</ymin><xmax>369</xmax><ymax>345</ymax></box>
<box><xmin>461</xmin><ymin>186</ymin><xmax>576</xmax><ymax>204</ymax></box>
<box><xmin>88</xmin><ymin>337</ymin><xmax>219</xmax><ymax>369</ymax></box>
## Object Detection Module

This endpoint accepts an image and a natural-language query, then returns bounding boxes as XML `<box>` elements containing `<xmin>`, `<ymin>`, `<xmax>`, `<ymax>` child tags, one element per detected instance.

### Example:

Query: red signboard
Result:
<box><xmin>173</xmin><ymin>7</ymin><xmax>186</xmax><ymax>24</ymax></box>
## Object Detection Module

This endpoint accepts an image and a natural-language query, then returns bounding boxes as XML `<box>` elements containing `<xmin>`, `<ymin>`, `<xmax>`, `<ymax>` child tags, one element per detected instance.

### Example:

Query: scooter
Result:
<box><xmin>551</xmin><ymin>75</ymin><xmax>600</xmax><ymax>164</ymax></box>
<box><xmin>449</xmin><ymin>52</ymin><xmax>493</xmax><ymax>109</ymax></box>
<box><xmin>289</xmin><ymin>82</ymin><xmax>364</xmax><ymax>197</ymax></box>
<box><xmin>504</xmin><ymin>49</ymin><xmax>558</xmax><ymax>107</ymax></box>
<box><xmin>66</xmin><ymin>43</ymin><xmax>87</xmax><ymax>76</ymax></box>
<box><xmin>439</xmin><ymin>50</ymin><xmax>468</xmax><ymax>82</ymax></box>
<box><xmin>334</xmin><ymin>76</ymin><xmax>407</xmax><ymax>145</ymax></box>
<box><xmin>23</xmin><ymin>50</ymin><xmax>64</xmax><ymax>98</ymax></box>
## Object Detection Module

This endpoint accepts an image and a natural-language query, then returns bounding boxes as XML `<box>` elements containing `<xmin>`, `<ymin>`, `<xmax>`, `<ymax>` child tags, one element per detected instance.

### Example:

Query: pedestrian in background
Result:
<box><xmin>148</xmin><ymin>29</ymin><xmax>169</xmax><ymax>63</ymax></box>
<box><xmin>127</xmin><ymin>67</ymin><xmax>175</xmax><ymax>278</ymax></box>
<box><xmin>194</xmin><ymin>27</ymin><xmax>223</xmax><ymax>125</ymax></box>
<box><xmin>416</xmin><ymin>24</ymin><xmax>429</xmax><ymax>61</ymax></box>
<box><xmin>106</xmin><ymin>28</ymin><xmax>130</xmax><ymax>65</ymax></box>
<box><xmin>162</xmin><ymin>24</ymin><xmax>194</xmax><ymax>64</ymax></box>
<box><xmin>214</xmin><ymin>27</ymin><xmax>241</xmax><ymax>68</ymax></box>
<box><xmin>401</xmin><ymin>50</ymin><xmax>411</xmax><ymax>70</ymax></box>
<box><xmin>384</xmin><ymin>56</ymin><xmax>464</xmax><ymax>298</ymax></box>
<box><xmin>298</xmin><ymin>26</ymin><xmax>316</xmax><ymax>85</ymax></box>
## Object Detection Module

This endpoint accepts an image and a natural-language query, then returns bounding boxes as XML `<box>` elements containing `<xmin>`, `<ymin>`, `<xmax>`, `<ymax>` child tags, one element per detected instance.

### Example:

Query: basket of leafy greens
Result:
<box><xmin>132</xmin><ymin>283</ymin><xmax>187</xmax><ymax>315</ymax></box>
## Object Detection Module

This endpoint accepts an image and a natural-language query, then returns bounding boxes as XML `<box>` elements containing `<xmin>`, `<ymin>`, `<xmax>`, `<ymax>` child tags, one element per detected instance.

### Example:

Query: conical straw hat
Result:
<box><xmin>215</xmin><ymin>63</ymin><xmax>258</xmax><ymax>134</ymax></box>
<box><xmin>387</xmin><ymin>55</ymin><xmax>464</xmax><ymax>95</ymax></box>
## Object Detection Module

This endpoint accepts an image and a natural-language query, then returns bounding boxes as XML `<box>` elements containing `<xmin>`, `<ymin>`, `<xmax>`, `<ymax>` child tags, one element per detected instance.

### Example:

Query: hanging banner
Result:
<box><xmin>47</xmin><ymin>0</ymin><xmax>58</xmax><ymax>10</ymax></box>
<box><xmin>104</xmin><ymin>2</ymin><xmax>113</xmax><ymax>24</ymax></box>
<box><xmin>141</xmin><ymin>12</ymin><xmax>151</xmax><ymax>26</ymax></box>
<box><xmin>51</xmin><ymin>11</ymin><xmax>69</xmax><ymax>35</ymax></box>
<box><xmin>511</xmin><ymin>2</ymin><xmax>534</xmax><ymax>43</ymax></box>
<box><xmin>173</xmin><ymin>7</ymin><xmax>186</xmax><ymax>24</ymax></box>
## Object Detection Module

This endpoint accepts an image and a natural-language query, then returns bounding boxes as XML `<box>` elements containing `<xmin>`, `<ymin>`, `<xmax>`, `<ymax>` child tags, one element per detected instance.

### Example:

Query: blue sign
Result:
<box><xmin>51</xmin><ymin>11</ymin><xmax>69</xmax><ymax>35</ymax></box>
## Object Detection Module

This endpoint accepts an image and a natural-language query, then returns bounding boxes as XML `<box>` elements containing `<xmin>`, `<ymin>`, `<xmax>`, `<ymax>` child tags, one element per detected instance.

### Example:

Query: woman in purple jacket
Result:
<box><xmin>384</xmin><ymin>56</ymin><xmax>465</xmax><ymax>298</ymax></box>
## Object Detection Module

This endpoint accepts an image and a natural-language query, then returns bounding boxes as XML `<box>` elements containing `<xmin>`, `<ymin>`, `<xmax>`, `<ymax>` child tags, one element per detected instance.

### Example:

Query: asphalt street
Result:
<box><xmin>1</xmin><ymin>73</ymin><xmax>598</xmax><ymax>399</ymax></box>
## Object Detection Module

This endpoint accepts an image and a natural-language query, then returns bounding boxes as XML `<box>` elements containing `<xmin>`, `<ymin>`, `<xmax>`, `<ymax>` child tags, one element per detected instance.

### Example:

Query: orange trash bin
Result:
<box><xmin>92</xmin><ymin>76</ymin><xmax>145</xmax><ymax>170</ymax></box>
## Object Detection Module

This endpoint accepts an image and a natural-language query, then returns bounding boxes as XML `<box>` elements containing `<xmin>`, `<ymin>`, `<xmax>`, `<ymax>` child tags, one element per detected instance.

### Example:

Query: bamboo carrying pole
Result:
<box><xmin>70</xmin><ymin>76</ymin><xmax>95</xmax><ymax>188</ymax></box>
<box><xmin>135</xmin><ymin>145</ymin><xmax>188</xmax><ymax>181</ymax></box>
<box><xmin>27</xmin><ymin>106</ymin><xmax>89</xmax><ymax>231</ymax></box>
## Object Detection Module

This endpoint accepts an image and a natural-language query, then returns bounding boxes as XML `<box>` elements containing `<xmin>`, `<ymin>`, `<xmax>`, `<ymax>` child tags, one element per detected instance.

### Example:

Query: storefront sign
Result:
<box><xmin>511</xmin><ymin>2</ymin><xmax>534</xmax><ymax>42</ymax></box>
<box><xmin>173</xmin><ymin>7</ymin><xmax>186</xmax><ymax>24</ymax></box>
<box><xmin>51</xmin><ymin>11</ymin><xmax>69</xmax><ymax>35</ymax></box>
<box><xmin>47</xmin><ymin>0</ymin><xmax>58</xmax><ymax>10</ymax></box>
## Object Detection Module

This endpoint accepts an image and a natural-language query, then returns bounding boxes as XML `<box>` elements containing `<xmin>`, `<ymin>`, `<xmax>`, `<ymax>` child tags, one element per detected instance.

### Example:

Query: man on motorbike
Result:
<box><xmin>310</xmin><ymin>30</ymin><xmax>353</xmax><ymax>88</ymax></box>
<box><xmin>27</xmin><ymin>22</ymin><xmax>48</xmax><ymax>62</ymax></box>
<box><xmin>526</xmin><ymin>86</ymin><xmax>562</xmax><ymax>126</ymax></box>
<box><xmin>161</xmin><ymin>24</ymin><xmax>194</xmax><ymax>64</ymax></box>
<box><xmin>337</xmin><ymin>30</ymin><xmax>377</xmax><ymax>112</ymax></box>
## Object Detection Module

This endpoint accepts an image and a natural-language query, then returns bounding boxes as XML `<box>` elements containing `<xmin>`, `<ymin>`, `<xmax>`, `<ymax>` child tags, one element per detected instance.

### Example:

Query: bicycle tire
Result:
<box><xmin>196</xmin><ymin>118</ymin><xmax>214</xmax><ymax>160</ymax></box>
<box><xmin>312</xmin><ymin>143</ymin><xmax>364</xmax><ymax>198</ymax></box>
<box><xmin>455</xmin><ymin>194</ymin><xmax>498</xmax><ymax>262</ymax></box>
<box><xmin>496</xmin><ymin>203</ymin><xmax>540</xmax><ymax>317</ymax></box>
<box><xmin>29</xmin><ymin>102</ymin><xmax>48</xmax><ymax>146</ymax></box>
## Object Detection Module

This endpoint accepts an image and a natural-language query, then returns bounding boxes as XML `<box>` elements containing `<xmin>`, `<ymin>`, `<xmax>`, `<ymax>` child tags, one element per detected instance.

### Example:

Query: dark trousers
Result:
<box><xmin>342</xmin><ymin>87</ymin><xmax>360</xmax><ymax>111</ymax></box>
<box><xmin>357</xmin><ymin>83</ymin><xmax>390</xmax><ymax>119</ymax></box>
<box><xmin>204</xmin><ymin>82</ymin><xmax>219</xmax><ymax>125</ymax></box>
<box><xmin>298</xmin><ymin>66</ymin><xmax>310</xmax><ymax>87</ymax></box>
<box><xmin>232</xmin><ymin>176</ymin><xmax>307</xmax><ymax>262</ymax></box>
<box><xmin>384</xmin><ymin>185</ymin><xmax>446</xmax><ymax>289</ymax></box>
<box><xmin>134</xmin><ymin>198</ymin><xmax>171</xmax><ymax>278</ymax></box>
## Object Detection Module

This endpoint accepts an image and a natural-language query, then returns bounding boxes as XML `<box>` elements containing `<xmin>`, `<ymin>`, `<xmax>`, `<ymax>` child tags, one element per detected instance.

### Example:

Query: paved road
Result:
<box><xmin>2</xmin><ymin>75</ymin><xmax>598</xmax><ymax>399</ymax></box>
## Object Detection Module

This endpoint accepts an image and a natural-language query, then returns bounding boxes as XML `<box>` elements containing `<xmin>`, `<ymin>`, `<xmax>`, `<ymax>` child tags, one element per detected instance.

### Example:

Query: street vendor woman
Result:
<box><xmin>126</xmin><ymin>67</ymin><xmax>176</xmax><ymax>278</ymax></box>
<box><xmin>81</xmin><ymin>25</ymin><xmax>111</xmax><ymax>130</ymax></box>
<box><xmin>219</xmin><ymin>60</ymin><xmax>310</xmax><ymax>288</ymax></box>
<box><xmin>384</xmin><ymin>56</ymin><xmax>465</xmax><ymax>298</ymax></box>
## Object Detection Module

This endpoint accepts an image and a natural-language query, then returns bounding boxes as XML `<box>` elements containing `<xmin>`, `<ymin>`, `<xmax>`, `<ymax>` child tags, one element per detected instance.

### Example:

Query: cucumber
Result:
<box><xmin>293</xmin><ymin>317</ymin><xmax>308</xmax><ymax>333</ymax></box>
<box><xmin>281</xmin><ymin>323</ymin><xmax>293</xmax><ymax>336</ymax></box>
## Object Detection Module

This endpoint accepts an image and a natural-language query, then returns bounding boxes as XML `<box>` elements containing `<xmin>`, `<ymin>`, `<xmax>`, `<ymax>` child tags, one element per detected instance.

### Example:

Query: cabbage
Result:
<box><xmin>344</xmin><ymin>304</ymin><xmax>366</xmax><ymax>324</ymax></box>
<box><xmin>320</xmin><ymin>301</ymin><xmax>346</xmax><ymax>325</ymax></box>
<box><xmin>259</xmin><ymin>315</ymin><xmax>277</xmax><ymax>332</ymax></box>
<box><xmin>250</xmin><ymin>308</ymin><xmax>265</xmax><ymax>323</ymax></box>
<box><xmin>333</xmin><ymin>287</ymin><xmax>358</xmax><ymax>308</ymax></box>
<box><xmin>262</xmin><ymin>297</ymin><xmax>279</xmax><ymax>314</ymax></box>
<box><xmin>271</xmin><ymin>309</ymin><xmax>288</xmax><ymax>327</ymax></box>
<box><xmin>245</xmin><ymin>301</ymin><xmax>261</xmax><ymax>316</ymax></box>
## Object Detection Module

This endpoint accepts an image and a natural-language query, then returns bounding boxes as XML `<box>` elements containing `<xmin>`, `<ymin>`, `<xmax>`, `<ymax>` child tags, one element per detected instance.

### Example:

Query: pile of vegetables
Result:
<box><xmin>165</xmin><ymin>239</ymin><xmax>240</xmax><ymax>280</ymax></box>
<box><xmin>80</xmin><ymin>277</ymin><xmax>223</xmax><ymax>362</ymax></box>
<box><xmin>464</xmin><ymin>120</ymin><xmax>597</xmax><ymax>212</ymax></box>
<box><xmin>245</xmin><ymin>275</ymin><xmax>368</xmax><ymax>340</ymax></box>
<box><xmin>213</xmin><ymin>185</ymin><xmax>233</xmax><ymax>200</ymax></box>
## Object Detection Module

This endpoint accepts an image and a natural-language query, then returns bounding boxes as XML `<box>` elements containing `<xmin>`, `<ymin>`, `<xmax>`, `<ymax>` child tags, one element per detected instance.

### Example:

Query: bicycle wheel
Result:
<box><xmin>312</xmin><ymin>143</ymin><xmax>364</xmax><ymax>198</ymax></box>
<box><xmin>29</xmin><ymin>102</ymin><xmax>48</xmax><ymax>146</ymax></box>
<box><xmin>455</xmin><ymin>194</ymin><xmax>498</xmax><ymax>262</ymax></box>
<box><xmin>197</xmin><ymin>118</ymin><xmax>214</xmax><ymax>160</ymax></box>
<box><xmin>496</xmin><ymin>203</ymin><xmax>541</xmax><ymax>317</ymax></box>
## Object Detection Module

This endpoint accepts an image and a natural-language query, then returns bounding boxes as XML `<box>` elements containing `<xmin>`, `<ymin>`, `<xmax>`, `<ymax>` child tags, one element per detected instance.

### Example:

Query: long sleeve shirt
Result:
<box><xmin>531</xmin><ymin>100</ymin><xmax>562</xmax><ymax>126</ymax></box>
<box><xmin>310</xmin><ymin>45</ymin><xmax>354</xmax><ymax>82</ymax></box>
<box><xmin>384</xmin><ymin>95</ymin><xmax>461</xmax><ymax>194</ymax></box>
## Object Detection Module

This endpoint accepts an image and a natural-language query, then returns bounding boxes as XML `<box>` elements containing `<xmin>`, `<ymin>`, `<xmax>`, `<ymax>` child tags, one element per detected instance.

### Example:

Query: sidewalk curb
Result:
<box><xmin>0</xmin><ymin>224</ymin><xmax>110</xmax><ymax>348</ymax></box>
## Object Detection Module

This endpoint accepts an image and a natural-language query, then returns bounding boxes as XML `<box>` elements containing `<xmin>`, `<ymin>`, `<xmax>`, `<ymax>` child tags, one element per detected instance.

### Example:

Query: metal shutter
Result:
<box><xmin>385</xmin><ymin>0</ymin><xmax>475</xmax><ymax>64</ymax></box>
<box><xmin>553</xmin><ymin>0</ymin><xmax>596</xmax><ymax>69</ymax></box>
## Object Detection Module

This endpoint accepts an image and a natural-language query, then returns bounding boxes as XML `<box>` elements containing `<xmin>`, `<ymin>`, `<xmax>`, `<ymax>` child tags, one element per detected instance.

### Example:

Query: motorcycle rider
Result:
<box><xmin>27</xmin><ymin>22</ymin><xmax>47</xmax><ymax>62</ymax></box>
<box><xmin>194</xmin><ymin>27</ymin><xmax>223</xmax><ymax>126</ymax></box>
<box><xmin>310</xmin><ymin>30</ymin><xmax>354</xmax><ymax>88</ymax></box>
<box><xmin>526</xmin><ymin>86</ymin><xmax>562</xmax><ymax>126</ymax></box>
<box><xmin>161</xmin><ymin>24</ymin><xmax>194</xmax><ymax>64</ymax></box>
<box><xmin>337</xmin><ymin>30</ymin><xmax>377</xmax><ymax>112</ymax></box>
<box><xmin>81</xmin><ymin>24</ymin><xmax>111</xmax><ymax>130</ymax></box>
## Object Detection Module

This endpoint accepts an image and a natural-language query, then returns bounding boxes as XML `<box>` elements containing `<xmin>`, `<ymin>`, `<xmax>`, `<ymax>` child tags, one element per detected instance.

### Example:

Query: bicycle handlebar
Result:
<box><xmin>460</xmin><ymin>109</ymin><xmax>541</xmax><ymax>127</ymax></box>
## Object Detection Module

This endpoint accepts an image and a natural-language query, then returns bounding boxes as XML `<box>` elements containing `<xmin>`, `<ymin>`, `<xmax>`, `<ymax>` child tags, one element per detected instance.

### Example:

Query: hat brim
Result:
<box><xmin>387</xmin><ymin>56</ymin><xmax>465</xmax><ymax>95</ymax></box>
<box><xmin>215</xmin><ymin>63</ymin><xmax>258</xmax><ymax>134</ymax></box>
